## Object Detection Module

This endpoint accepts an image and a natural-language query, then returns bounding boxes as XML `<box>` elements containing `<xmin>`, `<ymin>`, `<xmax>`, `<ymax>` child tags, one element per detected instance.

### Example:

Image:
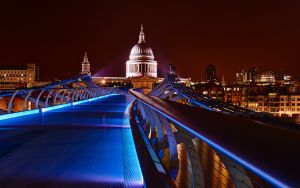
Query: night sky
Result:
<box><xmin>0</xmin><ymin>1</ymin><xmax>299</xmax><ymax>81</ymax></box>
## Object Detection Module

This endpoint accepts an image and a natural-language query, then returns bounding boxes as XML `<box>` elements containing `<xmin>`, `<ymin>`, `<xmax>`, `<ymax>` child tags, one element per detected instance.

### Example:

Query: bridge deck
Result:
<box><xmin>0</xmin><ymin>95</ymin><xmax>143</xmax><ymax>188</ymax></box>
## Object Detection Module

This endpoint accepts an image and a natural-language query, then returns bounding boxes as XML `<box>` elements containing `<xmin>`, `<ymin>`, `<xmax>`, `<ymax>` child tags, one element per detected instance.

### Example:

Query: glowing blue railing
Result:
<box><xmin>0</xmin><ymin>94</ymin><xmax>116</xmax><ymax>121</ymax></box>
<box><xmin>129</xmin><ymin>89</ymin><xmax>290</xmax><ymax>188</ymax></box>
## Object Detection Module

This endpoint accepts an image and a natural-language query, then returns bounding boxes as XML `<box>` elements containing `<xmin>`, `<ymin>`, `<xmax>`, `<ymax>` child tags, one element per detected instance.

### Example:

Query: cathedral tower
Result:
<box><xmin>81</xmin><ymin>52</ymin><xmax>91</xmax><ymax>76</ymax></box>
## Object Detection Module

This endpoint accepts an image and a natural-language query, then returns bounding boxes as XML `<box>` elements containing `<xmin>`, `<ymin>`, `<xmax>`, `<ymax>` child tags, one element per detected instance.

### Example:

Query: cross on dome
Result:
<box><xmin>138</xmin><ymin>24</ymin><xmax>145</xmax><ymax>44</ymax></box>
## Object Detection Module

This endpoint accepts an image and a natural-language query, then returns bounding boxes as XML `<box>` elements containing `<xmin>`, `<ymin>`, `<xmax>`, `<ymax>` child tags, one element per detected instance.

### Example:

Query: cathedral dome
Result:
<box><xmin>129</xmin><ymin>25</ymin><xmax>154</xmax><ymax>61</ymax></box>
<box><xmin>126</xmin><ymin>25</ymin><xmax>157</xmax><ymax>78</ymax></box>
<box><xmin>129</xmin><ymin>43</ymin><xmax>154</xmax><ymax>61</ymax></box>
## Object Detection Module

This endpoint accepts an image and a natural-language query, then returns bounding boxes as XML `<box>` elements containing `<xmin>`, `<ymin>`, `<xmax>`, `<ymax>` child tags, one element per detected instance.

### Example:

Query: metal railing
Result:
<box><xmin>149</xmin><ymin>73</ymin><xmax>298</xmax><ymax>130</ymax></box>
<box><xmin>129</xmin><ymin>89</ymin><xmax>289</xmax><ymax>188</ymax></box>
<box><xmin>0</xmin><ymin>74</ymin><xmax>125</xmax><ymax>114</ymax></box>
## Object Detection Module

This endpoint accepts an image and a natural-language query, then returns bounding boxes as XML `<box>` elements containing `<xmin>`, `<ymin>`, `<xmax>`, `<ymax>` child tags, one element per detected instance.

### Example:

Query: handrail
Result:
<box><xmin>129</xmin><ymin>88</ymin><xmax>298</xmax><ymax>188</ymax></box>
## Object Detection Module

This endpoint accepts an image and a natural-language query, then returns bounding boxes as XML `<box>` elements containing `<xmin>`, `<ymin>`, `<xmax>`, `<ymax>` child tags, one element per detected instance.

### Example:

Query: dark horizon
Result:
<box><xmin>0</xmin><ymin>1</ymin><xmax>299</xmax><ymax>81</ymax></box>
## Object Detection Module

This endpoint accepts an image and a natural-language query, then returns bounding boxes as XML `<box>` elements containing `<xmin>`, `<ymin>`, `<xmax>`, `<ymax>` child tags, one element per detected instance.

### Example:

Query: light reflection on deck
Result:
<box><xmin>0</xmin><ymin>95</ymin><xmax>143</xmax><ymax>188</ymax></box>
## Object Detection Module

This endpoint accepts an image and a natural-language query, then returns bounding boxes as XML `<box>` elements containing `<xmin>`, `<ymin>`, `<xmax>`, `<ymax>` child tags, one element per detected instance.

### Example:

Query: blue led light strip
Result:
<box><xmin>41</xmin><ymin>103</ymin><xmax>72</xmax><ymax>112</ymax></box>
<box><xmin>137</xmin><ymin>99</ymin><xmax>289</xmax><ymax>188</ymax></box>
<box><xmin>0</xmin><ymin>109</ymin><xmax>40</xmax><ymax>121</ymax></box>
<box><xmin>191</xmin><ymin>100</ymin><xmax>214</xmax><ymax>111</ymax></box>
<box><xmin>0</xmin><ymin>94</ymin><xmax>117</xmax><ymax>121</ymax></box>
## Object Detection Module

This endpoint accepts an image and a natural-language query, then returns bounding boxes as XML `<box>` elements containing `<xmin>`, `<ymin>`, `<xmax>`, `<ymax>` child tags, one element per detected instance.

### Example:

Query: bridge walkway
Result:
<box><xmin>0</xmin><ymin>94</ymin><xmax>143</xmax><ymax>188</ymax></box>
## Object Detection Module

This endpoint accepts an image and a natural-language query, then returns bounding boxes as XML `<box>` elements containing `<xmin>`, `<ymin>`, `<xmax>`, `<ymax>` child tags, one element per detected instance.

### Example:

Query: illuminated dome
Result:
<box><xmin>129</xmin><ymin>44</ymin><xmax>154</xmax><ymax>61</ymax></box>
<box><xmin>126</xmin><ymin>25</ymin><xmax>157</xmax><ymax>78</ymax></box>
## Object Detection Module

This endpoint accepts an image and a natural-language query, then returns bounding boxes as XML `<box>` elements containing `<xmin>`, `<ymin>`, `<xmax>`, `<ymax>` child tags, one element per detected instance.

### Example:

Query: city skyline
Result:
<box><xmin>0</xmin><ymin>1</ymin><xmax>300</xmax><ymax>81</ymax></box>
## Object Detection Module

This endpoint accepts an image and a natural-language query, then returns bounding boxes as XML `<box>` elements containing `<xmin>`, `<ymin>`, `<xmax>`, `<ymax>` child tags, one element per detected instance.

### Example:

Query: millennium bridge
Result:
<box><xmin>0</xmin><ymin>73</ymin><xmax>299</xmax><ymax>188</ymax></box>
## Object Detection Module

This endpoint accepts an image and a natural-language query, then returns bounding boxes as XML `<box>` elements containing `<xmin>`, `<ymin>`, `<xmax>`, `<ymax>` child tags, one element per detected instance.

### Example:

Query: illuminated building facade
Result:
<box><xmin>278</xmin><ymin>95</ymin><xmax>300</xmax><ymax>118</ymax></box>
<box><xmin>235</xmin><ymin>67</ymin><xmax>257</xmax><ymax>84</ymax></box>
<box><xmin>0</xmin><ymin>64</ymin><xmax>36</xmax><ymax>88</ymax></box>
<box><xmin>234</xmin><ymin>68</ymin><xmax>295</xmax><ymax>87</ymax></box>
<box><xmin>223</xmin><ymin>84</ymin><xmax>247</xmax><ymax>106</ymax></box>
<box><xmin>241</xmin><ymin>86</ymin><xmax>300</xmax><ymax>119</ymax></box>
<box><xmin>80</xmin><ymin>52</ymin><xmax>91</xmax><ymax>76</ymax></box>
<box><xmin>194</xmin><ymin>81</ymin><xmax>223</xmax><ymax>100</ymax></box>
<box><xmin>194</xmin><ymin>65</ymin><xmax>300</xmax><ymax>122</ymax></box>
<box><xmin>256</xmin><ymin>71</ymin><xmax>275</xmax><ymax>84</ymax></box>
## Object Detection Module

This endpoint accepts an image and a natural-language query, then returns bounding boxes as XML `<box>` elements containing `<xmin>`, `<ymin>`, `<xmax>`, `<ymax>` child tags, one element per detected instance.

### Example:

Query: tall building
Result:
<box><xmin>81</xmin><ymin>52</ymin><xmax>91</xmax><ymax>76</ymax></box>
<box><xmin>167</xmin><ymin>64</ymin><xmax>176</xmax><ymax>75</ymax></box>
<box><xmin>235</xmin><ymin>68</ymin><xmax>247</xmax><ymax>84</ymax></box>
<box><xmin>126</xmin><ymin>25</ymin><xmax>157</xmax><ymax>78</ymax></box>
<box><xmin>247</xmin><ymin>67</ymin><xmax>257</xmax><ymax>82</ymax></box>
<box><xmin>235</xmin><ymin>67</ymin><xmax>257</xmax><ymax>84</ymax></box>
<box><xmin>0</xmin><ymin>64</ymin><xmax>36</xmax><ymax>88</ymax></box>
<box><xmin>256</xmin><ymin>71</ymin><xmax>275</xmax><ymax>84</ymax></box>
<box><xmin>205</xmin><ymin>64</ymin><xmax>216</xmax><ymax>81</ymax></box>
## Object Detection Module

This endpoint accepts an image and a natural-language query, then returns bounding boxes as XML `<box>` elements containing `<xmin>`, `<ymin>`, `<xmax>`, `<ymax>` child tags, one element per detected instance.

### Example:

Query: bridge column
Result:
<box><xmin>175</xmin><ymin>129</ymin><xmax>205</xmax><ymax>188</ymax></box>
<box><xmin>192</xmin><ymin>138</ymin><xmax>236</xmax><ymax>187</ymax></box>
<box><xmin>66</xmin><ymin>90</ymin><xmax>73</xmax><ymax>103</ymax></box>
<box><xmin>137</xmin><ymin>102</ymin><xmax>157</xmax><ymax>141</ymax></box>
<box><xmin>53</xmin><ymin>89</ymin><xmax>64</xmax><ymax>104</ymax></box>
<box><xmin>95</xmin><ymin>89</ymin><xmax>99</xmax><ymax>97</ymax></box>
<box><xmin>45</xmin><ymin>89</ymin><xmax>55</xmax><ymax>107</ymax></box>
<box><xmin>71</xmin><ymin>90</ymin><xmax>79</xmax><ymax>102</ymax></box>
<box><xmin>137</xmin><ymin>102</ymin><xmax>181</xmax><ymax>182</ymax></box>
<box><xmin>75</xmin><ymin>91</ymin><xmax>80</xmax><ymax>101</ymax></box>
<box><xmin>81</xmin><ymin>91</ymin><xmax>86</xmax><ymax>99</ymax></box>
<box><xmin>91</xmin><ymin>88</ymin><xmax>96</xmax><ymax>98</ymax></box>
<box><xmin>75</xmin><ymin>90</ymin><xmax>82</xmax><ymax>101</ymax></box>
<box><xmin>99</xmin><ymin>88</ymin><xmax>103</xmax><ymax>96</ymax></box>
<box><xmin>86</xmin><ymin>91</ymin><xmax>90</xmax><ymax>99</ymax></box>
<box><xmin>23</xmin><ymin>90</ymin><xmax>34</xmax><ymax>111</ymax></box>
<box><xmin>217</xmin><ymin>153</ymin><xmax>254</xmax><ymax>188</ymax></box>
<box><xmin>143</xmin><ymin>106</ymin><xmax>166</xmax><ymax>158</ymax></box>
<box><xmin>83</xmin><ymin>91</ymin><xmax>88</xmax><ymax>99</ymax></box>
<box><xmin>35</xmin><ymin>90</ymin><xmax>46</xmax><ymax>109</ymax></box>
<box><xmin>93</xmin><ymin>88</ymin><xmax>98</xmax><ymax>97</ymax></box>
<box><xmin>62</xmin><ymin>90</ymin><xmax>69</xmax><ymax>103</ymax></box>
<box><xmin>94</xmin><ymin>88</ymin><xmax>99</xmax><ymax>97</ymax></box>
<box><xmin>8</xmin><ymin>90</ymin><xmax>20</xmax><ymax>113</ymax></box>
<box><xmin>158</xmin><ymin>116</ymin><xmax>179</xmax><ymax>180</ymax></box>
<box><xmin>74</xmin><ymin>82</ymin><xmax>91</xmax><ymax>100</ymax></box>
<box><xmin>89</xmin><ymin>89</ymin><xmax>94</xmax><ymax>98</ymax></box>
